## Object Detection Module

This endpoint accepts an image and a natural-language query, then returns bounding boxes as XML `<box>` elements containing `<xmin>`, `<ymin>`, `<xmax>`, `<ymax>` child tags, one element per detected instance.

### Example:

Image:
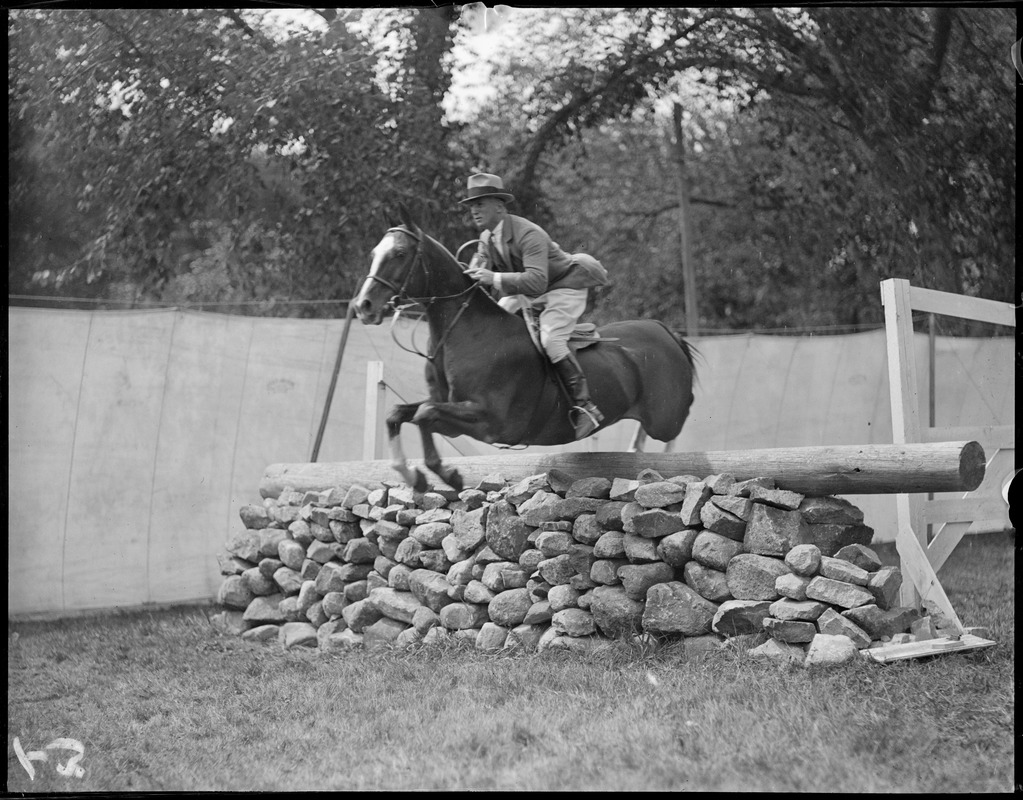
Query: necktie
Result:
<box><xmin>488</xmin><ymin>238</ymin><xmax>501</xmax><ymax>270</ymax></box>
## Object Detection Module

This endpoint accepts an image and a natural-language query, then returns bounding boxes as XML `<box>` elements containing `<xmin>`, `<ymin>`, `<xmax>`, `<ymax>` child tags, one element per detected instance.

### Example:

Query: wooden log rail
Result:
<box><xmin>261</xmin><ymin>441</ymin><xmax>985</xmax><ymax>499</ymax></box>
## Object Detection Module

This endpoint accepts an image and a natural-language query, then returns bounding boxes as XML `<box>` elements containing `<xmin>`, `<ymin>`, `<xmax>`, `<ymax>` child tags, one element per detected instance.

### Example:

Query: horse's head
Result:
<box><xmin>354</xmin><ymin>205</ymin><xmax>472</xmax><ymax>325</ymax></box>
<box><xmin>354</xmin><ymin>222</ymin><xmax>423</xmax><ymax>325</ymax></box>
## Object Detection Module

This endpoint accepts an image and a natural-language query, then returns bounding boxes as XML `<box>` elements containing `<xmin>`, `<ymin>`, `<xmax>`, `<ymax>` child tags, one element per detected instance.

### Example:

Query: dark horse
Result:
<box><xmin>353</xmin><ymin>208</ymin><xmax>697</xmax><ymax>493</ymax></box>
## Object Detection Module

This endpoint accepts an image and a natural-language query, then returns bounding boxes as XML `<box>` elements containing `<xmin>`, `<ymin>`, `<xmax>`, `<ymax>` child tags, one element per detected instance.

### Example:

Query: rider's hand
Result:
<box><xmin>466</xmin><ymin>266</ymin><xmax>495</xmax><ymax>286</ymax></box>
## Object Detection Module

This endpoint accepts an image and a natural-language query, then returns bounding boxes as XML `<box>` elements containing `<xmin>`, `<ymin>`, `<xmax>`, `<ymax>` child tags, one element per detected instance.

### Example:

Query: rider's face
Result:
<box><xmin>467</xmin><ymin>198</ymin><xmax>506</xmax><ymax>232</ymax></box>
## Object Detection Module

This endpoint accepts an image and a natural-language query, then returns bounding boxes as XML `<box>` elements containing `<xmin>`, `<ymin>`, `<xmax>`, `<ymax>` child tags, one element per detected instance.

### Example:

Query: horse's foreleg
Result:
<box><xmin>412</xmin><ymin>400</ymin><xmax>489</xmax><ymax>492</ymax></box>
<box><xmin>628</xmin><ymin>424</ymin><xmax>647</xmax><ymax>454</ymax></box>
<box><xmin>417</xmin><ymin>425</ymin><xmax>464</xmax><ymax>493</ymax></box>
<box><xmin>386</xmin><ymin>403</ymin><xmax>429</xmax><ymax>491</ymax></box>
<box><xmin>663</xmin><ymin>437</ymin><xmax>676</xmax><ymax>454</ymax></box>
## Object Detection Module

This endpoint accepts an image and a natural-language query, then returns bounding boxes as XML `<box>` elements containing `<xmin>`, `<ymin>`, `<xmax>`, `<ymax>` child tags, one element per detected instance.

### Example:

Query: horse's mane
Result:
<box><xmin>423</xmin><ymin>233</ymin><xmax>461</xmax><ymax>266</ymax></box>
<box><xmin>420</xmin><ymin>229</ymin><xmax>507</xmax><ymax>312</ymax></box>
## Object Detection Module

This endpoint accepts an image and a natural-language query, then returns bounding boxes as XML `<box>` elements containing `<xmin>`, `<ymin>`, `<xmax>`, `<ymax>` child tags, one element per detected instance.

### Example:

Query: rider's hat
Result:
<box><xmin>459</xmin><ymin>173</ymin><xmax>515</xmax><ymax>204</ymax></box>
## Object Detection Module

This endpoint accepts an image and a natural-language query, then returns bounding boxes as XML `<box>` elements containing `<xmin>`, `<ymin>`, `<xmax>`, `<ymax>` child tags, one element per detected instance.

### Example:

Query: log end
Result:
<box><xmin>959</xmin><ymin>441</ymin><xmax>987</xmax><ymax>492</ymax></box>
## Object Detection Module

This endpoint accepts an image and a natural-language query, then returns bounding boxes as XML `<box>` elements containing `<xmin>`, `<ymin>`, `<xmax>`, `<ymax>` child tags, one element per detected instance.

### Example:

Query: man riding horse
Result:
<box><xmin>461</xmin><ymin>173</ymin><xmax>609</xmax><ymax>440</ymax></box>
<box><xmin>354</xmin><ymin>203</ymin><xmax>697</xmax><ymax>490</ymax></box>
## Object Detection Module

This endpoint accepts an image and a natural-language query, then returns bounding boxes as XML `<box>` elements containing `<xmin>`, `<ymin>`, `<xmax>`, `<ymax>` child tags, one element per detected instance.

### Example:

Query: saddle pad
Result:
<box><xmin>569</xmin><ymin>323</ymin><xmax>618</xmax><ymax>349</ymax></box>
<box><xmin>569</xmin><ymin>322</ymin><xmax>599</xmax><ymax>339</ymax></box>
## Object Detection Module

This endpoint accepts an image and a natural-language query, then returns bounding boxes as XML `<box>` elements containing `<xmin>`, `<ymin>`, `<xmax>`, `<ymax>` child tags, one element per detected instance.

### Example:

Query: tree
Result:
<box><xmin>11</xmin><ymin>7</ymin><xmax>1012</xmax><ymax>331</ymax></box>
<box><xmin>730</xmin><ymin>7</ymin><xmax>1014</xmax><ymax>307</ymax></box>
<box><xmin>9</xmin><ymin>7</ymin><xmax>475</xmax><ymax>314</ymax></box>
<box><xmin>467</xmin><ymin>7</ymin><xmax>1013</xmax><ymax>331</ymax></box>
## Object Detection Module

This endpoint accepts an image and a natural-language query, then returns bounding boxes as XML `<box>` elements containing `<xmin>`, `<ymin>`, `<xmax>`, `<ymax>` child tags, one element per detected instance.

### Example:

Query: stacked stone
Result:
<box><xmin>211</xmin><ymin>467</ymin><xmax>935</xmax><ymax>664</ymax></box>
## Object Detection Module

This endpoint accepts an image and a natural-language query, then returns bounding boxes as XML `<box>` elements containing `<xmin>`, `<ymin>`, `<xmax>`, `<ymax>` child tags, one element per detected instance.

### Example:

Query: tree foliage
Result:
<box><xmin>474</xmin><ymin>7</ymin><xmax>1014</xmax><ymax>331</ymax></box>
<box><xmin>9</xmin><ymin>8</ymin><xmax>473</xmax><ymax>314</ymax></box>
<box><xmin>9</xmin><ymin>7</ymin><xmax>1013</xmax><ymax>333</ymax></box>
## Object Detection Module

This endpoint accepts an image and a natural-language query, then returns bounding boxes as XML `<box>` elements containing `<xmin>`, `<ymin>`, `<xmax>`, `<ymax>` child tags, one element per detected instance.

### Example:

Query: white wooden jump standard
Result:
<box><xmin>881</xmin><ymin>277</ymin><xmax>1014</xmax><ymax>631</ymax></box>
<box><xmin>362</xmin><ymin>360</ymin><xmax>386</xmax><ymax>461</ymax></box>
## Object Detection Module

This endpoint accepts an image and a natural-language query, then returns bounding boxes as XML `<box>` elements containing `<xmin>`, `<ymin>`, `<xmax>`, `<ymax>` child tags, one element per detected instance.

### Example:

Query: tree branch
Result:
<box><xmin>919</xmin><ymin>8</ymin><xmax>953</xmax><ymax>114</ymax></box>
<box><xmin>224</xmin><ymin>10</ymin><xmax>274</xmax><ymax>52</ymax></box>
<box><xmin>518</xmin><ymin>14</ymin><xmax>722</xmax><ymax>202</ymax></box>
<box><xmin>624</xmin><ymin>197</ymin><xmax>735</xmax><ymax>219</ymax></box>
<box><xmin>87</xmin><ymin>10</ymin><xmax>163</xmax><ymax>71</ymax></box>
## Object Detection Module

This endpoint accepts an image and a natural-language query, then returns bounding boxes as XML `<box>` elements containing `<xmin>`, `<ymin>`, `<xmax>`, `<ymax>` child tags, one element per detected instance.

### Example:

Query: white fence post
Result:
<box><xmin>363</xmin><ymin>361</ymin><xmax>386</xmax><ymax>460</ymax></box>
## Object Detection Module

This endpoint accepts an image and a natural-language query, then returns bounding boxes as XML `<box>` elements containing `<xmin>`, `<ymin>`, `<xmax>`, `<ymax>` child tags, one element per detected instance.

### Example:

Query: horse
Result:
<box><xmin>352</xmin><ymin>207</ymin><xmax>698</xmax><ymax>493</ymax></box>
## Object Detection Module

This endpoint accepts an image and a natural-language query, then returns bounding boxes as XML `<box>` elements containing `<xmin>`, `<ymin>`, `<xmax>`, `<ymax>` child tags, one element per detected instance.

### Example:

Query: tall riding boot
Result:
<box><xmin>553</xmin><ymin>353</ymin><xmax>605</xmax><ymax>440</ymax></box>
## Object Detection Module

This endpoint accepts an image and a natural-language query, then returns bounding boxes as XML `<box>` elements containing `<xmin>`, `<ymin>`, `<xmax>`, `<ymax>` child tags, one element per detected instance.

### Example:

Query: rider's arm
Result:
<box><xmin>491</xmin><ymin>226</ymin><xmax>549</xmax><ymax>298</ymax></box>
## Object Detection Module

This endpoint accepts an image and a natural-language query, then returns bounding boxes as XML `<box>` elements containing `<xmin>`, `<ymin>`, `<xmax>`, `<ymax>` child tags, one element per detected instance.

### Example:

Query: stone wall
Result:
<box><xmin>212</xmin><ymin>467</ymin><xmax>948</xmax><ymax>666</ymax></box>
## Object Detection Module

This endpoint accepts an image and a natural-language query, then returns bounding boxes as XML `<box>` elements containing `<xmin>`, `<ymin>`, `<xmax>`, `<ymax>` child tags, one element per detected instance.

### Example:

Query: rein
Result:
<box><xmin>382</xmin><ymin>226</ymin><xmax>481</xmax><ymax>362</ymax></box>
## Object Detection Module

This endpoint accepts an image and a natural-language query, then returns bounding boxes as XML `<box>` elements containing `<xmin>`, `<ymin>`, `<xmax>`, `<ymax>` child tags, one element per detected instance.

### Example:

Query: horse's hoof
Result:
<box><xmin>446</xmin><ymin>470</ymin><xmax>463</xmax><ymax>493</ymax></box>
<box><xmin>412</xmin><ymin>469</ymin><xmax>429</xmax><ymax>493</ymax></box>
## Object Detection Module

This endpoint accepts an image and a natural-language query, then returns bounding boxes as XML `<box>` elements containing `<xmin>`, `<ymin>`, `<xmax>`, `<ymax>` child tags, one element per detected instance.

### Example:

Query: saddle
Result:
<box><xmin>521</xmin><ymin>309</ymin><xmax>615</xmax><ymax>357</ymax></box>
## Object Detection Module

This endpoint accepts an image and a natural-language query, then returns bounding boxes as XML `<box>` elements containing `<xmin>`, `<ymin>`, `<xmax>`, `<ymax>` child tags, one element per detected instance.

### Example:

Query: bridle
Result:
<box><xmin>364</xmin><ymin>226</ymin><xmax>423</xmax><ymax>301</ymax></box>
<box><xmin>371</xmin><ymin>226</ymin><xmax>481</xmax><ymax>361</ymax></box>
<box><xmin>369</xmin><ymin>227</ymin><xmax>481</xmax><ymax>306</ymax></box>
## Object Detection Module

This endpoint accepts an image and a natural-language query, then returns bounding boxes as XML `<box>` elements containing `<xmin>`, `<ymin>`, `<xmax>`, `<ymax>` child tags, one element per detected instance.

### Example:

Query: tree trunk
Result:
<box><xmin>670</xmin><ymin>101</ymin><xmax>699</xmax><ymax>336</ymax></box>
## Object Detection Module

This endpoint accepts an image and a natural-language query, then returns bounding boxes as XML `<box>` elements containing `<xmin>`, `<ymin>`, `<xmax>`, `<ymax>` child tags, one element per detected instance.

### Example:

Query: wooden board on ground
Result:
<box><xmin>860</xmin><ymin>633</ymin><xmax>997</xmax><ymax>664</ymax></box>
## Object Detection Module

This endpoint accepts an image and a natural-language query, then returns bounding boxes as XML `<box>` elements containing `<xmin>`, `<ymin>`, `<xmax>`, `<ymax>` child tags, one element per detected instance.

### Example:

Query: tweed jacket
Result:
<box><xmin>475</xmin><ymin>214</ymin><xmax>607</xmax><ymax>298</ymax></box>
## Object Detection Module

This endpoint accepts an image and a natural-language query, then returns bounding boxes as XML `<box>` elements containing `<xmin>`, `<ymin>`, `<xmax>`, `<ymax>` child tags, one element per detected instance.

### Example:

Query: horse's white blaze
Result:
<box><xmin>355</xmin><ymin>233</ymin><xmax>400</xmax><ymax>316</ymax></box>
<box><xmin>369</xmin><ymin>233</ymin><xmax>399</xmax><ymax>275</ymax></box>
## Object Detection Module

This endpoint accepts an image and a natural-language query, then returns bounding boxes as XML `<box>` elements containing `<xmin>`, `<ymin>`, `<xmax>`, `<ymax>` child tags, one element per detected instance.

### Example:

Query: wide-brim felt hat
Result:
<box><xmin>459</xmin><ymin>173</ymin><xmax>514</xmax><ymax>204</ymax></box>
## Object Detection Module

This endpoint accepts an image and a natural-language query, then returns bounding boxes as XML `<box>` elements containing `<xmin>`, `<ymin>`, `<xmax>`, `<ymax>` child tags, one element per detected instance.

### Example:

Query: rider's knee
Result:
<box><xmin>541</xmin><ymin>335</ymin><xmax>571</xmax><ymax>362</ymax></box>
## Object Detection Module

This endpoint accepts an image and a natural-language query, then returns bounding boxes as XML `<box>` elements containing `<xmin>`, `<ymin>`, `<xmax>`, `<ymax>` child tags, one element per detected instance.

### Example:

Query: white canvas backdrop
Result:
<box><xmin>8</xmin><ymin>307</ymin><xmax>1014</xmax><ymax>618</ymax></box>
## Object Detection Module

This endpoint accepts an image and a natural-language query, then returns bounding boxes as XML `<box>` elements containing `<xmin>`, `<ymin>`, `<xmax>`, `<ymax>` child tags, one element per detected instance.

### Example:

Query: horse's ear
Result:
<box><xmin>398</xmin><ymin>201</ymin><xmax>420</xmax><ymax>233</ymax></box>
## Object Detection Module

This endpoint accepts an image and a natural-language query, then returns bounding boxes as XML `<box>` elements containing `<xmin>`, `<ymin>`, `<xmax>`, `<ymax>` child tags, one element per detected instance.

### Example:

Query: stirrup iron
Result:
<box><xmin>570</xmin><ymin>403</ymin><xmax>603</xmax><ymax>439</ymax></box>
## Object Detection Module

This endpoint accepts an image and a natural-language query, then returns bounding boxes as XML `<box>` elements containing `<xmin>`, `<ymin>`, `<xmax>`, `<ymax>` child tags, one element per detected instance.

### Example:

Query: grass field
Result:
<box><xmin>7</xmin><ymin>533</ymin><xmax>1014</xmax><ymax>792</ymax></box>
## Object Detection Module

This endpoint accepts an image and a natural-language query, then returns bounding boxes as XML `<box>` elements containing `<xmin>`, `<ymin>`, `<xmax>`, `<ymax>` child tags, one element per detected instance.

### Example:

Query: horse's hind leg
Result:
<box><xmin>628</xmin><ymin>425</ymin><xmax>647</xmax><ymax>453</ymax></box>
<box><xmin>629</xmin><ymin>427</ymin><xmax>677</xmax><ymax>453</ymax></box>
